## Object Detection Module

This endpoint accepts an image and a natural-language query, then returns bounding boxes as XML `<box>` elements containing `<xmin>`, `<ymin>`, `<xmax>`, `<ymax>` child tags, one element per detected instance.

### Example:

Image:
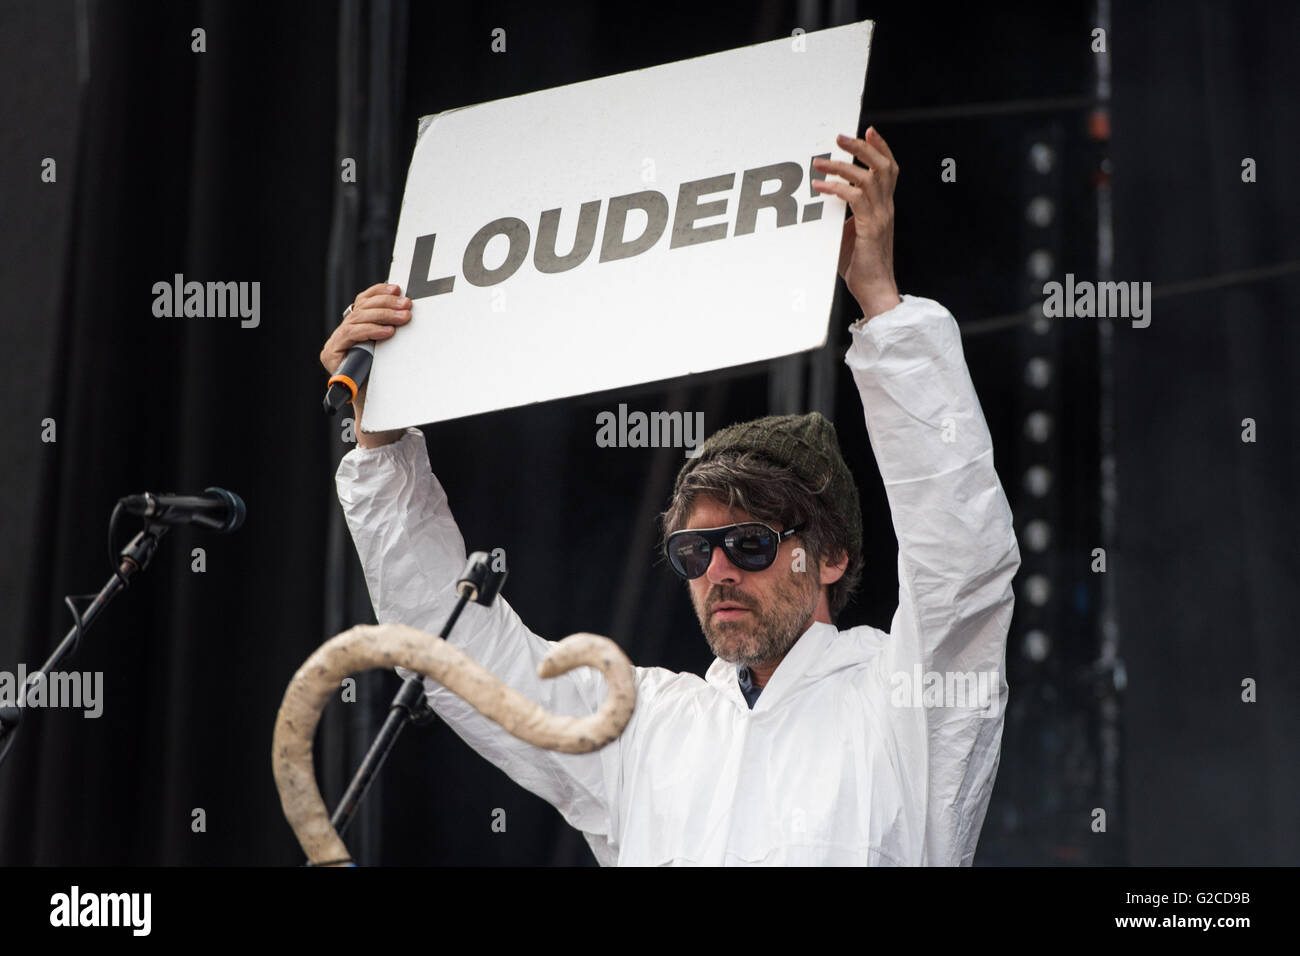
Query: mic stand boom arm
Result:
<box><xmin>0</xmin><ymin>524</ymin><xmax>168</xmax><ymax>769</ymax></box>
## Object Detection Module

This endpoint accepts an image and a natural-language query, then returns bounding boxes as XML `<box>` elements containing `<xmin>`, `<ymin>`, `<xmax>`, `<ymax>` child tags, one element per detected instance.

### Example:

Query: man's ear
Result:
<box><xmin>819</xmin><ymin>548</ymin><xmax>849</xmax><ymax>586</ymax></box>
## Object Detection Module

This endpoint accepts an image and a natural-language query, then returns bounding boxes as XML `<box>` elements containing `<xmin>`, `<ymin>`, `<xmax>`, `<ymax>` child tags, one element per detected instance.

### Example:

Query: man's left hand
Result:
<box><xmin>812</xmin><ymin>127</ymin><xmax>902</xmax><ymax>320</ymax></box>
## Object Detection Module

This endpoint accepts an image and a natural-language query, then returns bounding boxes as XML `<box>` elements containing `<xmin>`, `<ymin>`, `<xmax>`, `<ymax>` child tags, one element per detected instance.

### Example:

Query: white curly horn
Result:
<box><xmin>272</xmin><ymin>623</ymin><xmax>636</xmax><ymax>866</ymax></box>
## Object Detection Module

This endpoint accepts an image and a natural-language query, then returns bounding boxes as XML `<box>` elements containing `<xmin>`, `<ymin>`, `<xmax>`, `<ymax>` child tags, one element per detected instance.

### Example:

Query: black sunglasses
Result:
<box><xmin>665</xmin><ymin>521</ymin><xmax>804</xmax><ymax>580</ymax></box>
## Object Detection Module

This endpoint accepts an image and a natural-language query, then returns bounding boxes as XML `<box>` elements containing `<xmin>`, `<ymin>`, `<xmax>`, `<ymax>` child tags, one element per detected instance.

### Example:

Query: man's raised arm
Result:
<box><xmin>818</xmin><ymin>130</ymin><xmax>1021</xmax><ymax>865</ymax></box>
<box><xmin>322</xmin><ymin>286</ymin><xmax>627</xmax><ymax>864</ymax></box>
<box><xmin>845</xmin><ymin>295</ymin><xmax>1020</xmax><ymax>865</ymax></box>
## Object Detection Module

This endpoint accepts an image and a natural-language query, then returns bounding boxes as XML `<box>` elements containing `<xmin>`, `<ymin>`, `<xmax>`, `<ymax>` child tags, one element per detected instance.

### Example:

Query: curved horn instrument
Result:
<box><xmin>272</xmin><ymin>623</ymin><xmax>635</xmax><ymax>866</ymax></box>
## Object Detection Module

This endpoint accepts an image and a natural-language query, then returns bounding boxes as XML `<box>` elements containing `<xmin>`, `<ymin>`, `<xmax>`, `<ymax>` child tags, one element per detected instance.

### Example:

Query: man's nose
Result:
<box><xmin>704</xmin><ymin>543</ymin><xmax>742</xmax><ymax>584</ymax></box>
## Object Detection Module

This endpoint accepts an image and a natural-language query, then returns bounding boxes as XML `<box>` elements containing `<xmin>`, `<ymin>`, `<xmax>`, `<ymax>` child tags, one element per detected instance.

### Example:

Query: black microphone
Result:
<box><xmin>118</xmin><ymin>487</ymin><xmax>246</xmax><ymax>533</ymax></box>
<box><xmin>323</xmin><ymin>342</ymin><xmax>375</xmax><ymax>416</ymax></box>
<box><xmin>457</xmin><ymin>551</ymin><xmax>507</xmax><ymax>606</ymax></box>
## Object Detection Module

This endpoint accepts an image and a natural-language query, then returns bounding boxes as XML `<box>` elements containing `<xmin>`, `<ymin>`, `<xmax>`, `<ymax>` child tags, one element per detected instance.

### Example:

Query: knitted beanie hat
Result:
<box><xmin>673</xmin><ymin>411</ymin><xmax>862</xmax><ymax>562</ymax></box>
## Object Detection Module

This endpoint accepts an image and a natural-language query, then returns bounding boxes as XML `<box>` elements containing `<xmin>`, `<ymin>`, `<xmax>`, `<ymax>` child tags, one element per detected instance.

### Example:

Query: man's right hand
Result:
<box><xmin>321</xmin><ymin>282</ymin><xmax>412</xmax><ymax>448</ymax></box>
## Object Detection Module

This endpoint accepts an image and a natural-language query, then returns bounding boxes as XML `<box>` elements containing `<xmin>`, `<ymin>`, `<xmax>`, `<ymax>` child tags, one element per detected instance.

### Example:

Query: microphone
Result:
<box><xmin>457</xmin><ymin>551</ymin><xmax>507</xmax><ymax>606</ymax></box>
<box><xmin>323</xmin><ymin>342</ymin><xmax>375</xmax><ymax>416</ymax></box>
<box><xmin>118</xmin><ymin>487</ymin><xmax>246</xmax><ymax>533</ymax></box>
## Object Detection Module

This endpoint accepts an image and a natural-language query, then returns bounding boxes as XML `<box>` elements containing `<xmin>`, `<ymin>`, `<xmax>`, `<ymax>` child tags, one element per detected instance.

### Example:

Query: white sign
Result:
<box><xmin>364</xmin><ymin>20</ymin><xmax>874</xmax><ymax>430</ymax></box>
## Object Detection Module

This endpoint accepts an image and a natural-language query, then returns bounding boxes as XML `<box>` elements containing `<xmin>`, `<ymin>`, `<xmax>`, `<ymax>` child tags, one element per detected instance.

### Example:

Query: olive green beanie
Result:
<box><xmin>673</xmin><ymin>411</ymin><xmax>862</xmax><ymax>562</ymax></box>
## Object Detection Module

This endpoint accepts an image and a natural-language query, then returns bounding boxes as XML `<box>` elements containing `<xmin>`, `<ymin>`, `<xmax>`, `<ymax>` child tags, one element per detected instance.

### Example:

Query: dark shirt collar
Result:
<box><xmin>737</xmin><ymin>665</ymin><xmax>763</xmax><ymax>709</ymax></box>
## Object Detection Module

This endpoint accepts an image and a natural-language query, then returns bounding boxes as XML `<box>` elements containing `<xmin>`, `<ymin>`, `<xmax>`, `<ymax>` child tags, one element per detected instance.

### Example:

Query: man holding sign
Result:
<box><xmin>323</xmin><ymin>129</ymin><xmax>1020</xmax><ymax>866</ymax></box>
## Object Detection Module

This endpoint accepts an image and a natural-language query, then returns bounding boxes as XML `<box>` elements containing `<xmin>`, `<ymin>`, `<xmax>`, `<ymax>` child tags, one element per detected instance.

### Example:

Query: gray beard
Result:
<box><xmin>694</xmin><ymin>568</ymin><xmax>821</xmax><ymax>669</ymax></box>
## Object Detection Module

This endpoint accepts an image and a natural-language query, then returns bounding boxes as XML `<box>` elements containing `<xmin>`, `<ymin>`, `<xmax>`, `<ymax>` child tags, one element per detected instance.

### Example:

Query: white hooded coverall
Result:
<box><xmin>335</xmin><ymin>294</ymin><xmax>1021</xmax><ymax>866</ymax></box>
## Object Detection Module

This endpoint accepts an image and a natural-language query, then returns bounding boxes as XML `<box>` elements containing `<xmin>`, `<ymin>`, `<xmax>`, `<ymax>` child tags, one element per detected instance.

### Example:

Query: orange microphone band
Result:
<box><xmin>326</xmin><ymin>372</ymin><xmax>359</xmax><ymax>403</ymax></box>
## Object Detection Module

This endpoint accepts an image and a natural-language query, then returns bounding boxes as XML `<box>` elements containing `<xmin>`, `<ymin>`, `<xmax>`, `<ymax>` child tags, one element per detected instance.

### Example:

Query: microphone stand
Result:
<box><xmin>321</xmin><ymin>551</ymin><xmax>507</xmax><ymax>862</ymax></box>
<box><xmin>0</xmin><ymin>523</ymin><xmax>169</xmax><ymax>770</ymax></box>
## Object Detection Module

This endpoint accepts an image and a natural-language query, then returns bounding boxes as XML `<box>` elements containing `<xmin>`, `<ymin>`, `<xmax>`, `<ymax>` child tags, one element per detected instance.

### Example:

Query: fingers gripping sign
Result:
<box><xmin>320</xmin><ymin>282</ymin><xmax>412</xmax><ymax>448</ymax></box>
<box><xmin>810</xmin><ymin>127</ymin><xmax>902</xmax><ymax>320</ymax></box>
<box><xmin>319</xmin><ymin>283</ymin><xmax>413</xmax><ymax>376</ymax></box>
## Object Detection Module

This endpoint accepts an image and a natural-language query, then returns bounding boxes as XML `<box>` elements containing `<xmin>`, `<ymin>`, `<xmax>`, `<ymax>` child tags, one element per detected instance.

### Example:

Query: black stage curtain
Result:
<box><xmin>0</xmin><ymin>0</ymin><xmax>344</xmax><ymax>864</ymax></box>
<box><xmin>1111</xmin><ymin>1</ymin><xmax>1300</xmax><ymax>865</ymax></box>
